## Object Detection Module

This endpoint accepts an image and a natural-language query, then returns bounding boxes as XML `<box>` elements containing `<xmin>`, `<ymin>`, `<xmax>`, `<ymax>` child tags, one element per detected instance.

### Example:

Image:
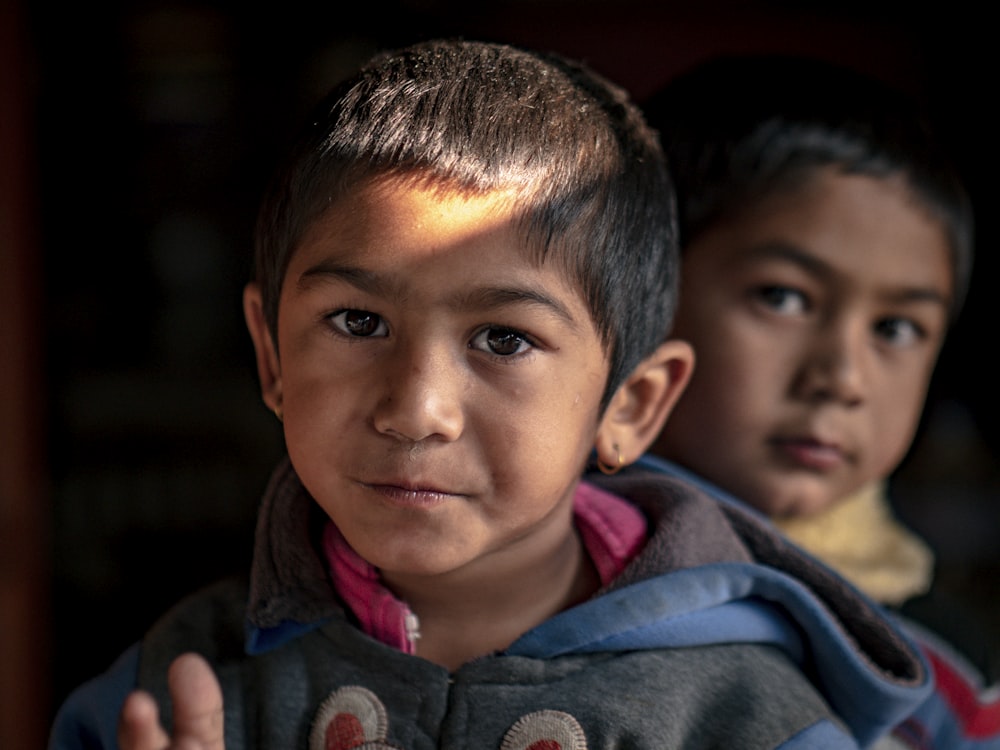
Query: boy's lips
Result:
<box><xmin>360</xmin><ymin>477</ymin><xmax>469</xmax><ymax>507</ymax></box>
<box><xmin>769</xmin><ymin>435</ymin><xmax>848</xmax><ymax>471</ymax></box>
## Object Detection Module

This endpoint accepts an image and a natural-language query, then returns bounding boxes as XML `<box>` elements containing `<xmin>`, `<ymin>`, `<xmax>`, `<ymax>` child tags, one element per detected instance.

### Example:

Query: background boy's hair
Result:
<box><xmin>642</xmin><ymin>54</ymin><xmax>973</xmax><ymax>318</ymax></box>
<box><xmin>253</xmin><ymin>38</ymin><xmax>679</xmax><ymax>406</ymax></box>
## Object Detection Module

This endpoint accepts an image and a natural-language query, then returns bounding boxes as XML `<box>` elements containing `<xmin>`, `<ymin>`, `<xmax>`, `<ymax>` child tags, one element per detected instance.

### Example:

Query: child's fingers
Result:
<box><xmin>167</xmin><ymin>652</ymin><xmax>226</xmax><ymax>750</ymax></box>
<box><xmin>118</xmin><ymin>689</ymin><xmax>171</xmax><ymax>750</ymax></box>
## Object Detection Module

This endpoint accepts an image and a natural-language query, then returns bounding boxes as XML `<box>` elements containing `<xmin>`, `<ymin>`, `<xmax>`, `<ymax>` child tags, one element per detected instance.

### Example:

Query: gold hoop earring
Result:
<box><xmin>597</xmin><ymin>443</ymin><xmax>624</xmax><ymax>475</ymax></box>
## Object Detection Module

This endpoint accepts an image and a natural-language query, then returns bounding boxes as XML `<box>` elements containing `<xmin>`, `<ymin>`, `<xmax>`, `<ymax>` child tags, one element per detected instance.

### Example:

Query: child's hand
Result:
<box><xmin>118</xmin><ymin>652</ymin><xmax>224</xmax><ymax>750</ymax></box>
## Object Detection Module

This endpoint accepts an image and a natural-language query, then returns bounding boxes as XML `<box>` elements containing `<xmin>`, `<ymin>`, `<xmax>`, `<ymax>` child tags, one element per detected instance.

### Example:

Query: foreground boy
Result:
<box><xmin>641</xmin><ymin>55</ymin><xmax>999</xmax><ymax>748</ymax></box>
<box><xmin>52</xmin><ymin>40</ymin><xmax>932</xmax><ymax>749</ymax></box>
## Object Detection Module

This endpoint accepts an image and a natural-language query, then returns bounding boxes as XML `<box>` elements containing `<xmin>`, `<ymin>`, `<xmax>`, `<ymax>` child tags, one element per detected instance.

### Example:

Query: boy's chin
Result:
<box><xmin>741</xmin><ymin>481</ymin><xmax>844</xmax><ymax>520</ymax></box>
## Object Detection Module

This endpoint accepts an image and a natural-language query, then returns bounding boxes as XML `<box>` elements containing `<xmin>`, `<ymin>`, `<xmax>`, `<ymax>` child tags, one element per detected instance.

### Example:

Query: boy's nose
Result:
<box><xmin>792</xmin><ymin>320</ymin><xmax>867</xmax><ymax>407</ymax></box>
<box><xmin>372</xmin><ymin>344</ymin><xmax>464</xmax><ymax>443</ymax></box>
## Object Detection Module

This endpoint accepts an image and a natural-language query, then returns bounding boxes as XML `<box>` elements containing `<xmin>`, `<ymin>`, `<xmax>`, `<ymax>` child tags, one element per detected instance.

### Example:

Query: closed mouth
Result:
<box><xmin>361</xmin><ymin>479</ymin><xmax>465</xmax><ymax>506</ymax></box>
<box><xmin>770</xmin><ymin>436</ymin><xmax>847</xmax><ymax>471</ymax></box>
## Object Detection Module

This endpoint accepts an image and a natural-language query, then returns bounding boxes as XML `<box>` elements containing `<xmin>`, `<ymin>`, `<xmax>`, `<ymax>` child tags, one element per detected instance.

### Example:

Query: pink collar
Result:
<box><xmin>322</xmin><ymin>480</ymin><xmax>647</xmax><ymax>653</ymax></box>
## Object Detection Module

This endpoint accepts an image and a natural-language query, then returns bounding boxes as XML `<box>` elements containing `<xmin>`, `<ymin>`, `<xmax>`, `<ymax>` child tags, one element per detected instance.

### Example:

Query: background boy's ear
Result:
<box><xmin>595</xmin><ymin>339</ymin><xmax>694</xmax><ymax>468</ymax></box>
<box><xmin>243</xmin><ymin>282</ymin><xmax>283</xmax><ymax>414</ymax></box>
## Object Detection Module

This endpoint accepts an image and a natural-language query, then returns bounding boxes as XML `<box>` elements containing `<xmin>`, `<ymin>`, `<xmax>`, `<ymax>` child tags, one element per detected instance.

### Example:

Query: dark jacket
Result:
<box><xmin>49</xmin><ymin>458</ymin><xmax>932</xmax><ymax>749</ymax></box>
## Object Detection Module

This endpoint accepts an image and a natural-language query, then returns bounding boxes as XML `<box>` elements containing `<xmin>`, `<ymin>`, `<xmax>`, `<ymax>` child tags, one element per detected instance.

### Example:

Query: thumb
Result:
<box><xmin>167</xmin><ymin>652</ymin><xmax>225</xmax><ymax>750</ymax></box>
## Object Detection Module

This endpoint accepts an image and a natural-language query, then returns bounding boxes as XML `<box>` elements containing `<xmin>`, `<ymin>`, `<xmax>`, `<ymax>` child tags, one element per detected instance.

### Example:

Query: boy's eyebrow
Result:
<box><xmin>746</xmin><ymin>241</ymin><xmax>952</xmax><ymax>307</ymax></box>
<box><xmin>743</xmin><ymin>241</ymin><xmax>831</xmax><ymax>277</ymax></box>
<box><xmin>299</xmin><ymin>261</ymin><xmax>384</xmax><ymax>295</ymax></box>
<box><xmin>453</xmin><ymin>286</ymin><xmax>579</xmax><ymax>327</ymax></box>
<box><xmin>298</xmin><ymin>260</ymin><xmax>581</xmax><ymax>325</ymax></box>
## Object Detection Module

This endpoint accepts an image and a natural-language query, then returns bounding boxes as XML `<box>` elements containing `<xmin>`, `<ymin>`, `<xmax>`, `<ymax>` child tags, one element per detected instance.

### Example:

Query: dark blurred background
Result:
<box><xmin>2</xmin><ymin>1</ymin><xmax>997</xmax><ymax>748</ymax></box>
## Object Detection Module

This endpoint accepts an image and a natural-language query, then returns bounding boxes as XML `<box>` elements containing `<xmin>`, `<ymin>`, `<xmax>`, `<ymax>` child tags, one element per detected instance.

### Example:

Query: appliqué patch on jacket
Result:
<box><xmin>310</xmin><ymin>685</ymin><xmax>400</xmax><ymax>749</ymax></box>
<box><xmin>500</xmin><ymin>709</ymin><xmax>588</xmax><ymax>749</ymax></box>
<box><xmin>310</xmin><ymin>686</ymin><xmax>589</xmax><ymax>749</ymax></box>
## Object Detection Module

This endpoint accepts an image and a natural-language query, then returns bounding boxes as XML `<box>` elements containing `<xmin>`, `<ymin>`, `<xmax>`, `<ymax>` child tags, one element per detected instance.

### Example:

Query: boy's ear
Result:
<box><xmin>595</xmin><ymin>339</ymin><xmax>694</xmax><ymax>470</ymax></box>
<box><xmin>243</xmin><ymin>282</ymin><xmax>283</xmax><ymax>415</ymax></box>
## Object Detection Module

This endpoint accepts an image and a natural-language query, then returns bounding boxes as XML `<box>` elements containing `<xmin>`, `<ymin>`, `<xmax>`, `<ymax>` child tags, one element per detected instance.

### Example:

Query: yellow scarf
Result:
<box><xmin>773</xmin><ymin>482</ymin><xmax>934</xmax><ymax>606</ymax></box>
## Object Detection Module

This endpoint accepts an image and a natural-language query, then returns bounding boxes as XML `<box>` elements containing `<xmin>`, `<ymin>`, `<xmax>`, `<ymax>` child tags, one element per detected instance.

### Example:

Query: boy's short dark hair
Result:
<box><xmin>642</xmin><ymin>54</ymin><xmax>973</xmax><ymax>317</ymax></box>
<box><xmin>254</xmin><ymin>38</ymin><xmax>678</xmax><ymax>406</ymax></box>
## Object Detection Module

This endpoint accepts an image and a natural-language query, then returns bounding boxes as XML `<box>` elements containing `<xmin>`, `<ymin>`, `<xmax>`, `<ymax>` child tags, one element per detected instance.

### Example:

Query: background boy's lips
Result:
<box><xmin>770</xmin><ymin>436</ymin><xmax>847</xmax><ymax>471</ymax></box>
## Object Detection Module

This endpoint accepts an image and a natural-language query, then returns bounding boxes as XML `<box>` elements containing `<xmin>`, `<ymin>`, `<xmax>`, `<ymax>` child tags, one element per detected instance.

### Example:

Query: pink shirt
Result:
<box><xmin>322</xmin><ymin>480</ymin><xmax>648</xmax><ymax>654</ymax></box>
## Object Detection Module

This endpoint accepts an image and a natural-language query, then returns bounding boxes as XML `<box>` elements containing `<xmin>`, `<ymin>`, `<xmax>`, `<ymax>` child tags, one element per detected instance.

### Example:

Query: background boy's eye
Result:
<box><xmin>470</xmin><ymin>326</ymin><xmax>532</xmax><ymax>356</ymax></box>
<box><xmin>328</xmin><ymin>309</ymin><xmax>388</xmax><ymax>337</ymax></box>
<box><xmin>874</xmin><ymin>317</ymin><xmax>923</xmax><ymax>346</ymax></box>
<box><xmin>754</xmin><ymin>285</ymin><xmax>808</xmax><ymax>315</ymax></box>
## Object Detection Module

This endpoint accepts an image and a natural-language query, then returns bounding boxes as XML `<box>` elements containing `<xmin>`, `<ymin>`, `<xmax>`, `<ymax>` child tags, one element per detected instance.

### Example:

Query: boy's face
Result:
<box><xmin>653</xmin><ymin>169</ymin><xmax>953</xmax><ymax>518</ymax></box>
<box><xmin>253</xmin><ymin>177</ymin><xmax>613</xmax><ymax>585</ymax></box>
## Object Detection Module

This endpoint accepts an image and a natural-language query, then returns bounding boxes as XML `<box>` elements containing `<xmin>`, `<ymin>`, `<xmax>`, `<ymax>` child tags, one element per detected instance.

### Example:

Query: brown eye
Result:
<box><xmin>329</xmin><ymin>309</ymin><xmax>388</xmax><ymax>337</ymax></box>
<box><xmin>754</xmin><ymin>285</ymin><xmax>808</xmax><ymax>315</ymax></box>
<box><xmin>488</xmin><ymin>329</ymin><xmax>524</xmax><ymax>355</ymax></box>
<box><xmin>874</xmin><ymin>317</ymin><xmax>923</xmax><ymax>347</ymax></box>
<box><xmin>470</xmin><ymin>326</ymin><xmax>532</xmax><ymax>357</ymax></box>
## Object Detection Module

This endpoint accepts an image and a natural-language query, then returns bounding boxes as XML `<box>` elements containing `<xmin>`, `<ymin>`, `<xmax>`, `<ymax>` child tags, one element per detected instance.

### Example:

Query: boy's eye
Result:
<box><xmin>328</xmin><ymin>309</ymin><xmax>389</xmax><ymax>338</ymax></box>
<box><xmin>754</xmin><ymin>285</ymin><xmax>808</xmax><ymax>315</ymax></box>
<box><xmin>874</xmin><ymin>317</ymin><xmax>923</xmax><ymax>347</ymax></box>
<box><xmin>470</xmin><ymin>326</ymin><xmax>532</xmax><ymax>357</ymax></box>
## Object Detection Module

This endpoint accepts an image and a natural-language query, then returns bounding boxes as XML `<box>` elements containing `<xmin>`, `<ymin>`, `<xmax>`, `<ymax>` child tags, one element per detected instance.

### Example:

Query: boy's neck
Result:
<box><xmin>382</xmin><ymin>524</ymin><xmax>600</xmax><ymax>672</ymax></box>
<box><xmin>322</xmin><ymin>481</ymin><xmax>647</xmax><ymax>671</ymax></box>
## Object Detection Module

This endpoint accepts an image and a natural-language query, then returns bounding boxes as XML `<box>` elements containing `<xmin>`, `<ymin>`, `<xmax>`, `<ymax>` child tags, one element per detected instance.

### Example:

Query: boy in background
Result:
<box><xmin>641</xmin><ymin>54</ymin><xmax>998</xmax><ymax>749</ymax></box>
<box><xmin>52</xmin><ymin>40</ymin><xmax>932</xmax><ymax>749</ymax></box>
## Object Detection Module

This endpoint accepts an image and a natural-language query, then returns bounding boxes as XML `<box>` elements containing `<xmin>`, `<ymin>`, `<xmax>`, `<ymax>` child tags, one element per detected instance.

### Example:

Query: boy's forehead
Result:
<box><xmin>299</xmin><ymin>176</ymin><xmax>524</xmax><ymax>253</ymax></box>
<box><xmin>288</xmin><ymin>175</ymin><xmax>588</xmax><ymax>305</ymax></box>
<box><xmin>697</xmin><ymin>169</ymin><xmax>955</xmax><ymax>294</ymax></box>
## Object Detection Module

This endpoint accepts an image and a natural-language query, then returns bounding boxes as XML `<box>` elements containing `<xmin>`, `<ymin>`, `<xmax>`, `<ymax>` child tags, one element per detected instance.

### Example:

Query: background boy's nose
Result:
<box><xmin>793</xmin><ymin>324</ymin><xmax>867</xmax><ymax>406</ymax></box>
<box><xmin>372</xmin><ymin>348</ymin><xmax>465</xmax><ymax>443</ymax></box>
